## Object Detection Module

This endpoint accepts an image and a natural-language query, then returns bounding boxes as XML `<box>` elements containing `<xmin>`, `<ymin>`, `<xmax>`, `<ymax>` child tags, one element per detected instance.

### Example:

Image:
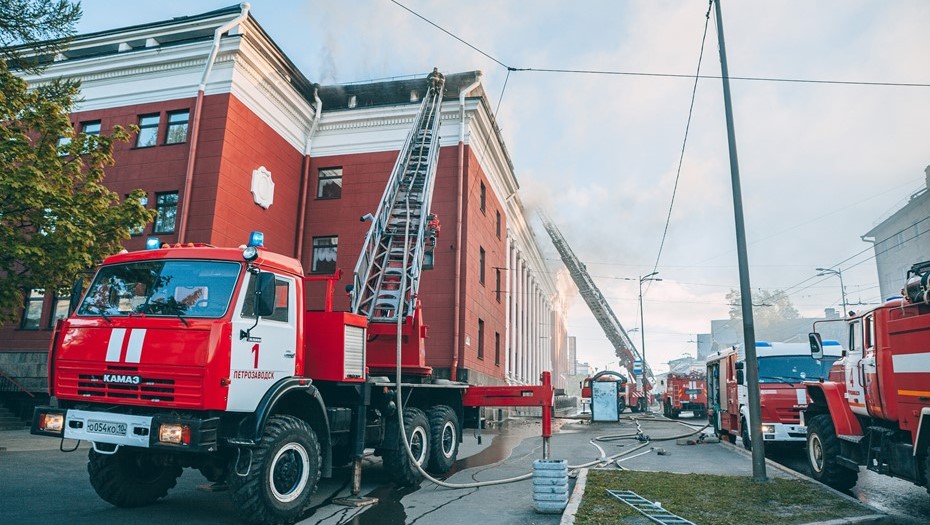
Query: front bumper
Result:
<box><xmin>31</xmin><ymin>406</ymin><xmax>219</xmax><ymax>453</ymax></box>
<box><xmin>762</xmin><ymin>422</ymin><xmax>807</xmax><ymax>442</ymax></box>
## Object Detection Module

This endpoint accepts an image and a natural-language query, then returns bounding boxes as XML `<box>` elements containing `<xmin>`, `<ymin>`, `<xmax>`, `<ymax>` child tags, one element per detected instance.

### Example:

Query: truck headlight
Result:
<box><xmin>39</xmin><ymin>413</ymin><xmax>64</xmax><ymax>433</ymax></box>
<box><xmin>761</xmin><ymin>425</ymin><xmax>775</xmax><ymax>434</ymax></box>
<box><xmin>158</xmin><ymin>423</ymin><xmax>190</xmax><ymax>445</ymax></box>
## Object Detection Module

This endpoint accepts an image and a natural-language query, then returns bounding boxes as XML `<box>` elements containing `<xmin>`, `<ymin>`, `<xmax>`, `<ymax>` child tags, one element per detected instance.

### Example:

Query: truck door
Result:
<box><xmin>227</xmin><ymin>272</ymin><xmax>298</xmax><ymax>412</ymax></box>
<box><xmin>861</xmin><ymin>314</ymin><xmax>885</xmax><ymax>418</ymax></box>
<box><xmin>845</xmin><ymin>318</ymin><xmax>868</xmax><ymax>416</ymax></box>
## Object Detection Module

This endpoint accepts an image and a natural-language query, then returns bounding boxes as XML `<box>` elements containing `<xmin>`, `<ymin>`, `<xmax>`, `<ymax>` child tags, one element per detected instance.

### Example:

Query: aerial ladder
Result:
<box><xmin>349</xmin><ymin>69</ymin><xmax>445</xmax><ymax>376</ymax></box>
<box><xmin>539</xmin><ymin>212</ymin><xmax>655</xmax><ymax>396</ymax></box>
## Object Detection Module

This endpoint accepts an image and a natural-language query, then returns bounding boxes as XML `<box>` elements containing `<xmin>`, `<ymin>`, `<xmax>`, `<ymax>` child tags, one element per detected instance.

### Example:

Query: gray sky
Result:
<box><xmin>77</xmin><ymin>0</ymin><xmax>930</xmax><ymax>373</ymax></box>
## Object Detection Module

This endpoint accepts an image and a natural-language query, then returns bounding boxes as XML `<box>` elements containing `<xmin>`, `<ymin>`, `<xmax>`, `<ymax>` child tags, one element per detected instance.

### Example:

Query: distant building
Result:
<box><xmin>710</xmin><ymin>310</ymin><xmax>846</xmax><ymax>350</ymax></box>
<box><xmin>696</xmin><ymin>333</ymin><xmax>713</xmax><ymax>360</ymax></box>
<box><xmin>862</xmin><ymin>165</ymin><xmax>930</xmax><ymax>299</ymax></box>
<box><xmin>576</xmin><ymin>361</ymin><xmax>591</xmax><ymax>377</ymax></box>
<box><xmin>568</xmin><ymin>336</ymin><xmax>577</xmax><ymax>375</ymax></box>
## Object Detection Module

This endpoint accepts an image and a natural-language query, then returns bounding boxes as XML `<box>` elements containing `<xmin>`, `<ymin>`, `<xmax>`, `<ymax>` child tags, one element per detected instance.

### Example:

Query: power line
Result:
<box><xmin>649</xmin><ymin>1</ymin><xmax>712</xmax><ymax>287</ymax></box>
<box><xmin>390</xmin><ymin>0</ymin><xmax>930</xmax><ymax>89</ymax></box>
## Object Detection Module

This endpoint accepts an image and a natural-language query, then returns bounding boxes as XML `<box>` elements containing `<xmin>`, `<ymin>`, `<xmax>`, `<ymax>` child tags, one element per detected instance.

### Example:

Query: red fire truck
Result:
<box><xmin>706</xmin><ymin>341</ymin><xmax>842</xmax><ymax>450</ymax></box>
<box><xmin>803</xmin><ymin>261</ymin><xmax>930</xmax><ymax>493</ymax></box>
<box><xmin>29</xmin><ymin>73</ymin><xmax>554</xmax><ymax>525</ymax></box>
<box><xmin>660</xmin><ymin>371</ymin><xmax>707</xmax><ymax>419</ymax></box>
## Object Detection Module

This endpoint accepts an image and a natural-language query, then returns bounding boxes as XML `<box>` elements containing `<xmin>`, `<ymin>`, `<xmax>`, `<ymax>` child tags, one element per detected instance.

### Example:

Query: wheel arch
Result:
<box><xmin>229</xmin><ymin>378</ymin><xmax>333</xmax><ymax>478</ymax></box>
<box><xmin>915</xmin><ymin>407</ymin><xmax>930</xmax><ymax>459</ymax></box>
<box><xmin>805</xmin><ymin>382</ymin><xmax>862</xmax><ymax>437</ymax></box>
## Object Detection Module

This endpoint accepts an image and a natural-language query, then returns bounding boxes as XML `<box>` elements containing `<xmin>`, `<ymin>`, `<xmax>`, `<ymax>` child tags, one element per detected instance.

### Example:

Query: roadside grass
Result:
<box><xmin>574</xmin><ymin>469</ymin><xmax>870</xmax><ymax>525</ymax></box>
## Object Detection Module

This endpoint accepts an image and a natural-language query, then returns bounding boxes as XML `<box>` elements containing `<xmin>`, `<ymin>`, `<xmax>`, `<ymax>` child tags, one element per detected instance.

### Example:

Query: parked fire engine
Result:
<box><xmin>660</xmin><ymin>370</ymin><xmax>707</xmax><ymax>419</ymax></box>
<box><xmin>803</xmin><ymin>261</ymin><xmax>930</xmax><ymax>493</ymax></box>
<box><xmin>30</xmin><ymin>72</ymin><xmax>554</xmax><ymax>525</ymax></box>
<box><xmin>706</xmin><ymin>341</ymin><xmax>842</xmax><ymax>450</ymax></box>
<box><xmin>581</xmin><ymin>370</ymin><xmax>650</xmax><ymax>414</ymax></box>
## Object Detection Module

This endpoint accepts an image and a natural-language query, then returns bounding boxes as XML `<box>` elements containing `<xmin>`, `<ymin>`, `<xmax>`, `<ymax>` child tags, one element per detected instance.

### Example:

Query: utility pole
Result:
<box><xmin>638</xmin><ymin>273</ymin><xmax>661</xmax><ymax>406</ymax></box>
<box><xmin>816</xmin><ymin>267</ymin><xmax>848</xmax><ymax>317</ymax></box>
<box><xmin>713</xmin><ymin>0</ymin><xmax>767</xmax><ymax>482</ymax></box>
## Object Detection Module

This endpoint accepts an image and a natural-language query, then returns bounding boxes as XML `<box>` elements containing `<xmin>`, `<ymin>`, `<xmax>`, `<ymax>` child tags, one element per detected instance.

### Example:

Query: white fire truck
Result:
<box><xmin>804</xmin><ymin>261</ymin><xmax>930</xmax><ymax>493</ymax></box>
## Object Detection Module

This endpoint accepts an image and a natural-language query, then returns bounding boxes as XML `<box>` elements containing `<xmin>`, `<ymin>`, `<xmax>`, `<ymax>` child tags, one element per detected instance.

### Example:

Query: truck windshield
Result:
<box><xmin>77</xmin><ymin>260</ymin><xmax>241</xmax><ymax>319</ymax></box>
<box><xmin>757</xmin><ymin>356</ymin><xmax>838</xmax><ymax>384</ymax></box>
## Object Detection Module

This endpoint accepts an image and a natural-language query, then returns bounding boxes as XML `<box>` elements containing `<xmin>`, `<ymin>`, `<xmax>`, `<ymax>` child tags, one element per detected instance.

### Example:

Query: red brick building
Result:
<box><xmin>0</xmin><ymin>6</ymin><xmax>569</xmax><ymax>404</ymax></box>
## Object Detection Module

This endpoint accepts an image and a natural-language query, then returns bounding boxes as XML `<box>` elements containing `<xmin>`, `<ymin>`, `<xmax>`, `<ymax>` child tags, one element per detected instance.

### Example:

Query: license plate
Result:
<box><xmin>86</xmin><ymin>420</ymin><xmax>128</xmax><ymax>436</ymax></box>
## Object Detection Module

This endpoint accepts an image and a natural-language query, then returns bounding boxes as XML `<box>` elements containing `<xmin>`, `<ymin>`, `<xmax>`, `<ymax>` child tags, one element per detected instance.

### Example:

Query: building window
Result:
<box><xmin>129</xmin><ymin>194</ymin><xmax>148</xmax><ymax>236</ymax></box>
<box><xmin>479</xmin><ymin>182</ymin><xmax>486</xmax><ymax>214</ymax></box>
<box><xmin>81</xmin><ymin>120</ymin><xmax>101</xmax><ymax>135</ymax></box>
<box><xmin>495</xmin><ymin>332</ymin><xmax>501</xmax><ymax>366</ymax></box>
<box><xmin>311</xmin><ymin>236</ymin><xmax>338</xmax><ymax>274</ymax></box>
<box><xmin>20</xmin><ymin>289</ymin><xmax>45</xmax><ymax>330</ymax></box>
<box><xmin>317</xmin><ymin>168</ymin><xmax>343</xmax><ymax>199</ymax></box>
<box><xmin>495</xmin><ymin>268</ymin><xmax>502</xmax><ymax>302</ymax></box>
<box><xmin>477</xmin><ymin>319</ymin><xmax>485</xmax><ymax>360</ymax></box>
<box><xmin>153</xmin><ymin>192</ymin><xmax>178</xmax><ymax>234</ymax></box>
<box><xmin>496</xmin><ymin>210</ymin><xmax>501</xmax><ymax>239</ymax></box>
<box><xmin>479</xmin><ymin>247</ymin><xmax>486</xmax><ymax>285</ymax></box>
<box><xmin>136</xmin><ymin>114</ymin><xmax>160</xmax><ymax>148</ymax></box>
<box><xmin>166</xmin><ymin>110</ymin><xmax>190</xmax><ymax>144</ymax></box>
<box><xmin>50</xmin><ymin>291</ymin><xmax>70</xmax><ymax>327</ymax></box>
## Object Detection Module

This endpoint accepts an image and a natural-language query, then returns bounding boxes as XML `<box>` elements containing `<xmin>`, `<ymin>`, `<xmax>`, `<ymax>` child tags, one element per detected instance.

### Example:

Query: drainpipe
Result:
<box><xmin>177</xmin><ymin>3</ymin><xmax>251</xmax><ymax>243</ymax></box>
<box><xmin>296</xmin><ymin>86</ymin><xmax>323</xmax><ymax>261</ymax></box>
<box><xmin>450</xmin><ymin>72</ymin><xmax>482</xmax><ymax>382</ymax></box>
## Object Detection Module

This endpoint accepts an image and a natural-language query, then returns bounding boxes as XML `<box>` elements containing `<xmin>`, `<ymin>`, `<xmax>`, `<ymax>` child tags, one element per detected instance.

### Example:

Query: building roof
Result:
<box><xmin>319</xmin><ymin>71</ymin><xmax>485</xmax><ymax>109</ymax></box>
<box><xmin>863</xmin><ymin>186</ymin><xmax>929</xmax><ymax>238</ymax></box>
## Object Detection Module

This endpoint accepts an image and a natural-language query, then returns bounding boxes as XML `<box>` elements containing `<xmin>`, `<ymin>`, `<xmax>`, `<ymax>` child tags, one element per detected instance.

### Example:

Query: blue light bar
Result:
<box><xmin>145</xmin><ymin>236</ymin><xmax>161</xmax><ymax>250</ymax></box>
<box><xmin>755</xmin><ymin>341</ymin><xmax>771</xmax><ymax>347</ymax></box>
<box><xmin>248</xmin><ymin>231</ymin><xmax>264</xmax><ymax>247</ymax></box>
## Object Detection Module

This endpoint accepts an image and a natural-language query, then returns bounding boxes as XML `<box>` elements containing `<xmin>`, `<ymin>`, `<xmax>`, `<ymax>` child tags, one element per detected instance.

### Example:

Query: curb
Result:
<box><xmin>558</xmin><ymin>468</ymin><xmax>587</xmax><ymax>525</ymax></box>
<box><xmin>718</xmin><ymin>440</ymin><xmax>891</xmax><ymax>524</ymax></box>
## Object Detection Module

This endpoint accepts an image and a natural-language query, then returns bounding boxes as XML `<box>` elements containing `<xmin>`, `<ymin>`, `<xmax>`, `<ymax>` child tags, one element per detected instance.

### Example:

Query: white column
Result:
<box><xmin>504</xmin><ymin>238</ymin><xmax>513</xmax><ymax>379</ymax></box>
<box><xmin>522</xmin><ymin>261</ymin><xmax>529</xmax><ymax>382</ymax></box>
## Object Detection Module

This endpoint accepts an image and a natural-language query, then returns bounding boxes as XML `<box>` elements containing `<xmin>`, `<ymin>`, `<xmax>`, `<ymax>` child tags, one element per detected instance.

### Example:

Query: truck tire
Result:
<box><xmin>88</xmin><ymin>448</ymin><xmax>182</xmax><ymax>508</ymax></box>
<box><xmin>427</xmin><ymin>405</ymin><xmax>459</xmax><ymax>474</ymax></box>
<box><xmin>638</xmin><ymin>398</ymin><xmax>648</xmax><ymax>413</ymax></box>
<box><xmin>228</xmin><ymin>415</ymin><xmax>322</xmax><ymax>525</ymax></box>
<box><xmin>670</xmin><ymin>408</ymin><xmax>680</xmax><ymax>420</ymax></box>
<box><xmin>925</xmin><ymin>447</ymin><xmax>930</xmax><ymax>496</ymax></box>
<box><xmin>741</xmin><ymin>417</ymin><xmax>752</xmax><ymax>451</ymax></box>
<box><xmin>807</xmin><ymin>414</ymin><xmax>858</xmax><ymax>491</ymax></box>
<box><xmin>663</xmin><ymin>400</ymin><xmax>670</xmax><ymax>417</ymax></box>
<box><xmin>617</xmin><ymin>398</ymin><xmax>626</xmax><ymax>414</ymax></box>
<box><xmin>383</xmin><ymin>407</ymin><xmax>430</xmax><ymax>487</ymax></box>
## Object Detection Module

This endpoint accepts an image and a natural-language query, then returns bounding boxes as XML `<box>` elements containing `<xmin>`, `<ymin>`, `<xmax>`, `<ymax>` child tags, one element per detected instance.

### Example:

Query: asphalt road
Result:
<box><xmin>3</xmin><ymin>412</ymin><xmax>926</xmax><ymax>525</ymax></box>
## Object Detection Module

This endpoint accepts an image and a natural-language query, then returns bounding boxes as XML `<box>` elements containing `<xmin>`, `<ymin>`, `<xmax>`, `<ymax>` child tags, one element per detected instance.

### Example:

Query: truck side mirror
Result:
<box><xmin>736</xmin><ymin>369</ymin><xmax>745</xmax><ymax>385</ymax></box>
<box><xmin>809</xmin><ymin>332</ymin><xmax>824</xmax><ymax>360</ymax></box>
<box><xmin>254</xmin><ymin>272</ymin><xmax>276</xmax><ymax>317</ymax></box>
<box><xmin>734</xmin><ymin>361</ymin><xmax>744</xmax><ymax>371</ymax></box>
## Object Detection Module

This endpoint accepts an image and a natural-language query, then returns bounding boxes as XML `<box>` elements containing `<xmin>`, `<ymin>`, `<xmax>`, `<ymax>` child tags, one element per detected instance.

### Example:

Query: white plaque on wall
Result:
<box><xmin>250</xmin><ymin>166</ymin><xmax>275</xmax><ymax>209</ymax></box>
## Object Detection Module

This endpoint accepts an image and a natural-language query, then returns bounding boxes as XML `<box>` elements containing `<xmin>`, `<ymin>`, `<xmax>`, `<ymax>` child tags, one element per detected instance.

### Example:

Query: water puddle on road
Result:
<box><xmin>347</xmin><ymin>484</ymin><xmax>416</xmax><ymax>525</ymax></box>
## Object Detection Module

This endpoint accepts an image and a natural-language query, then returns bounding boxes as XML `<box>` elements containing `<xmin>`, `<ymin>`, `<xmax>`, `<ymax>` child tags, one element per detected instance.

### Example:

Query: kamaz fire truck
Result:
<box><xmin>803</xmin><ymin>261</ymin><xmax>930</xmax><ymax>494</ymax></box>
<box><xmin>660</xmin><ymin>370</ymin><xmax>707</xmax><ymax>419</ymax></box>
<box><xmin>706</xmin><ymin>341</ymin><xmax>842</xmax><ymax>450</ymax></box>
<box><xmin>30</xmin><ymin>72</ymin><xmax>554</xmax><ymax>525</ymax></box>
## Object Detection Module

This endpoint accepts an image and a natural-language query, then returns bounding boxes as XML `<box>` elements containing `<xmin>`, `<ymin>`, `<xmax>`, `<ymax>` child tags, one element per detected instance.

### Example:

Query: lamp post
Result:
<box><xmin>816</xmin><ymin>267</ymin><xmax>848</xmax><ymax>317</ymax></box>
<box><xmin>638</xmin><ymin>272</ymin><xmax>661</xmax><ymax>407</ymax></box>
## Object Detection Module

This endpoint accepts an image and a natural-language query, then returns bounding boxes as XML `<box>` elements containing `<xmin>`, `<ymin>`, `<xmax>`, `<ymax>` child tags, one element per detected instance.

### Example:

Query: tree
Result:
<box><xmin>726</xmin><ymin>288</ymin><xmax>800</xmax><ymax>329</ymax></box>
<box><xmin>0</xmin><ymin>0</ymin><xmax>81</xmax><ymax>73</ymax></box>
<box><xmin>0</xmin><ymin>1</ymin><xmax>154</xmax><ymax>323</ymax></box>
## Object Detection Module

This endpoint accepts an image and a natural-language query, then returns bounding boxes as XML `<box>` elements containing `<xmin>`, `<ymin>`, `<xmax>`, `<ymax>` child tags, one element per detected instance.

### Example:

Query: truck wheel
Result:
<box><xmin>807</xmin><ymin>414</ymin><xmax>858</xmax><ymax>491</ymax></box>
<box><xmin>383</xmin><ymin>407</ymin><xmax>430</xmax><ymax>487</ymax></box>
<box><xmin>741</xmin><ymin>417</ymin><xmax>752</xmax><ymax>451</ymax></box>
<box><xmin>427</xmin><ymin>405</ymin><xmax>459</xmax><ymax>474</ymax></box>
<box><xmin>924</xmin><ymin>447</ymin><xmax>930</xmax><ymax>496</ymax></box>
<box><xmin>638</xmin><ymin>398</ymin><xmax>648</xmax><ymax>413</ymax></box>
<box><xmin>670</xmin><ymin>409</ymin><xmax>680</xmax><ymax>420</ymax></box>
<box><xmin>88</xmin><ymin>448</ymin><xmax>182</xmax><ymax>508</ymax></box>
<box><xmin>663</xmin><ymin>401</ymin><xmax>670</xmax><ymax>417</ymax></box>
<box><xmin>229</xmin><ymin>415</ymin><xmax>321</xmax><ymax>525</ymax></box>
<box><xmin>617</xmin><ymin>398</ymin><xmax>626</xmax><ymax>414</ymax></box>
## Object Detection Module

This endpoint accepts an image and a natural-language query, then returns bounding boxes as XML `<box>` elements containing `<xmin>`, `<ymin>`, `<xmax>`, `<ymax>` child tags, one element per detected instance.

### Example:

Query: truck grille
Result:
<box><xmin>56</xmin><ymin>363</ymin><xmax>203</xmax><ymax>408</ymax></box>
<box><xmin>775</xmin><ymin>406</ymin><xmax>801</xmax><ymax>424</ymax></box>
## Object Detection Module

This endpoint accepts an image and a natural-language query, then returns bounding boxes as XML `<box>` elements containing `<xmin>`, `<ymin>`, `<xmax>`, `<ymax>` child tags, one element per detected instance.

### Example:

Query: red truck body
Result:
<box><xmin>661</xmin><ymin>371</ymin><xmax>707</xmax><ymax>419</ymax></box>
<box><xmin>803</xmin><ymin>261</ymin><xmax>930</xmax><ymax>492</ymax></box>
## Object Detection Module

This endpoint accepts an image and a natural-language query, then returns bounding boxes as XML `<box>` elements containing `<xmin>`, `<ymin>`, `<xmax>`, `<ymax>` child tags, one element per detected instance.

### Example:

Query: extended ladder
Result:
<box><xmin>539</xmin><ymin>212</ymin><xmax>654</xmax><ymax>385</ymax></box>
<box><xmin>607</xmin><ymin>490</ymin><xmax>696</xmax><ymax>525</ymax></box>
<box><xmin>350</xmin><ymin>71</ymin><xmax>445</xmax><ymax>322</ymax></box>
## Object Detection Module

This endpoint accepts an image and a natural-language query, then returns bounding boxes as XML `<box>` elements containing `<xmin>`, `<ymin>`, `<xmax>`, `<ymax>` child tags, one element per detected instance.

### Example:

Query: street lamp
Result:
<box><xmin>638</xmin><ymin>272</ymin><xmax>662</xmax><ymax>407</ymax></box>
<box><xmin>816</xmin><ymin>267</ymin><xmax>848</xmax><ymax>317</ymax></box>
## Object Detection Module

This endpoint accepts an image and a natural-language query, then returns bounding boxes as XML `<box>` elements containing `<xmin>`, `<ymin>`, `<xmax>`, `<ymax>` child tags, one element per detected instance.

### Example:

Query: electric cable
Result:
<box><xmin>647</xmin><ymin>0</ymin><xmax>712</xmax><ymax>287</ymax></box>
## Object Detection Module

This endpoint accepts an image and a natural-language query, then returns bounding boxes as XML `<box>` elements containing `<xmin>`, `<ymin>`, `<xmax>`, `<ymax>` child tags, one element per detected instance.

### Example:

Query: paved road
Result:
<box><xmin>3</xmin><ymin>412</ymin><xmax>922</xmax><ymax>524</ymax></box>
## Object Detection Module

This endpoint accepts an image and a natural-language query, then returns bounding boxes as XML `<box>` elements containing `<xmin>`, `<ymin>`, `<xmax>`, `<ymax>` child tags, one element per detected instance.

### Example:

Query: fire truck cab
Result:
<box><xmin>707</xmin><ymin>341</ymin><xmax>842</xmax><ymax>450</ymax></box>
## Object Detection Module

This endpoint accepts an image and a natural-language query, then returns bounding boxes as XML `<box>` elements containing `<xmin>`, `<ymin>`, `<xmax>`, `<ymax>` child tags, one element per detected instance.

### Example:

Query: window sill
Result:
<box><xmin>163</xmin><ymin>141</ymin><xmax>187</xmax><ymax>147</ymax></box>
<box><xmin>131</xmin><ymin>145</ymin><xmax>157</xmax><ymax>150</ymax></box>
<box><xmin>315</xmin><ymin>196</ymin><xmax>342</xmax><ymax>201</ymax></box>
